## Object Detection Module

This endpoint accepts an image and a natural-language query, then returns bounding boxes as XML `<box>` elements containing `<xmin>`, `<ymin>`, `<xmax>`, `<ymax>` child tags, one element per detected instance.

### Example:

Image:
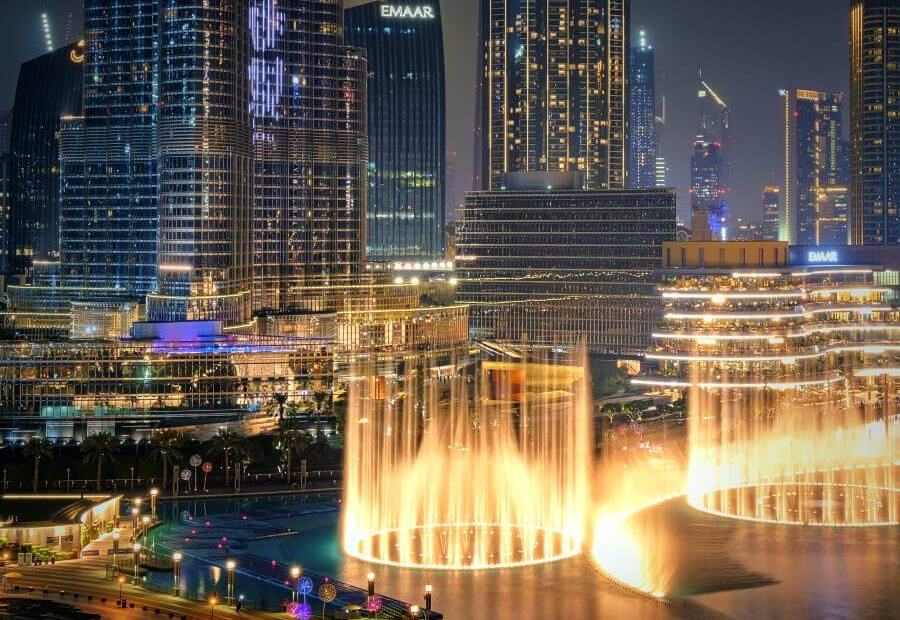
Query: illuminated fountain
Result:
<box><xmin>342</xmin><ymin>349</ymin><xmax>591</xmax><ymax>569</ymax></box>
<box><xmin>644</xmin><ymin>264</ymin><xmax>898</xmax><ymax>527</ymax></box>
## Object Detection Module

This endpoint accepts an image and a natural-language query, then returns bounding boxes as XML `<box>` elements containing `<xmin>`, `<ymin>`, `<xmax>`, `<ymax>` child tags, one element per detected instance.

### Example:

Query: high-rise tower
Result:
<box><xmin>345</xmin><ymin>0</ymin><xmax>445</xmax><ymax>263</ymax></box>
<box><xmin>249</xmin><ymin>0</ymin><xmax>368</xmax><ymax>312</ymax></box>
<box><xmin>850</xmin><ymin>0</ymin><xmax>900</xmax><ymax>245</ymax></box>
<box><xmin>795</xmin><ymin>90</ymin><xmax>843</xmax><ymax>246</ymax></box>
<box><xmin>7</xmin><ymin>43</ymin><xmax>83</xmax><ymax>273</ymax></box>
<box><xmin>148</xmin><ymin>0</ymin><xmax>255</xmax><ymax>325</ymax></box>
<box><xmin>628</xmin><ymin>30</ymin><xmax>657</xmax><ymax>188</ymax></box>
<box><xmin>476</xmin><ymin>0</ymin><xmax>630</xmax><ymax>190</ymax></box>
<box><xmin>691</xmin><ymin>77</ymin><xmax>729</xmax><ymax>241</ymax></box>
<box><xmin>59</xmin><ymin>1</ymin><xmax>159</xmax><ymax>296</ymax></box>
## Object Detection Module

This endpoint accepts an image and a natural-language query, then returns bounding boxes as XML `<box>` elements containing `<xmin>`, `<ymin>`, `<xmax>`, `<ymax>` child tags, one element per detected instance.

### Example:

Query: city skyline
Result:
<box><xmin>0</xmin><ymin>1</ymin><xmax>849</xmax><ymax>224</ymax></box>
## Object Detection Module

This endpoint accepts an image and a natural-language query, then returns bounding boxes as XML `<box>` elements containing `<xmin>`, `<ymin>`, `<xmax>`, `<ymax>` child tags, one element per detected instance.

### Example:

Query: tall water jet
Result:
<box><xmin>342</xmin><ymin>347</ymin><xmax>591</xmax><ymax>569</ymax></box>
<box><xmin>641</xmin><ymin>263</ymin><xmax>899</xmax><ymax>527</ymax></box>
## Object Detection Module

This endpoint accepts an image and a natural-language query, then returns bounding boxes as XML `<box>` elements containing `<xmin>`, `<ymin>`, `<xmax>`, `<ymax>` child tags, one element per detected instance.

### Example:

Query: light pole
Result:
<box><xmin>367</xmin><ymin>571</ymin><xmax>375</xmax><ymax>597</ymax></box>
<box><xmin>150</xmin><ymin>488</ymin><xmax>158</xmax><ymax>519</ymax></box>
<box><xmin>209</xmin><ymin>596</ymin><xmax>218</xmax><ymax>620</ymax></box>
<box><xmin>141</xmin><ymin>515</ymin><xmax>150</xmax><ymax>538</ymax></box>
<box><xmin>225</xmin><ymin>560</ymin><xmax>236</xmax><ymax>606</ymax></box>
<box><xmin>131</xmin><ymin>507</ymin><xmax>139</xmax><ymax>535</ymax></box>
<box><xmin>290</xmin><ymin>565</ymin><xmax>301</xmax><ymax>602</ymax></box>
<box><xmin>118</xmin><ymin>576</ymin><xmax>125</xmax><ymax>605</ymax></box>
<box><xmin>132</xmin><ymin>543</ymin><xmax>141</xmax><ymax>580</ymax></box>
<box><xmin>111</xmin><ymin>530</ymin><xmax>120</xmax><ymax>568</ymax></box>
<box><xmin>172</xmin><ymin>552</ymin><xmax>182</xmax><ymax>596</ymax></box>
<box><xmin>424</xmin><ymin>584</ymin><xmax>432</xmax><ymax>613</ymax></box>
<box><xmin>410</xmin><ymin>604</ymin><xmax>421</xmax><ymax>619</ymax></box>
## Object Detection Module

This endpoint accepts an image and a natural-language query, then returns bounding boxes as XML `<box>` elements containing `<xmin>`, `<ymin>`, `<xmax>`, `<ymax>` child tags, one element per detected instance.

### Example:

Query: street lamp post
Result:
<box><xmin>290</xmin><ymin>566</ymin><xmax>301</xmax><ymax>603</ymax></box>
<box><xmin>172</xmin><ymin>552</ymin><xmax>182</xmax><ymax>596</ymax></box>
<box><xmin>111</xmin><ymin>531</ymin><xmax>120</xmax><ymax>568</ymax></box>
<box><xmin>367</xmin><ymin>571</ymin><xmax>375</xmax><ymax>597</ymax></box>
<box><xmin>209</xmin><ymin>596</ymin><xmax>217</xmax><ymax>620</ymax></box>
<box><xmin>118</xmin><ymin>576</ymin><xmax>125</xmax><ymax>605</ymax></box>
<box><xmin>132</xmin><ymin>543</ymin><xmax>141</xmax><ymax>580</ymax></box>
<box><xmin>225</xmin><ymin>560</ymin><xmax>236</xmax><ymax>605</ymax></box>
<box><xmin>424</xmin><ymin>584</ymin><xmax>432</xmax><ymax>613</ymax></box>
<box><xmin>141</xmin><ymin>515</ymin><xmax>150</xmax><ymax>538</ymax></box>
<box><xmin>410</xmin><ymin>604</ymin><xmax>421</xmax><ymax>619</ymax></box>
<box><xmin>131</xmin><ymin>507</ymin><xmax>139</xmax><ymax>534</ymax></box>
<box><xmin>150</xmin><ymin>488</ymin><xmax>158</xmax><ymax>519</ymax></box>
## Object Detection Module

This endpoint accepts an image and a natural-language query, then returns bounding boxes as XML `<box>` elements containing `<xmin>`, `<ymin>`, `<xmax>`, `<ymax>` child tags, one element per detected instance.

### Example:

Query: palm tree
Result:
<box><xmin>275</xmin><ymin>420</ymin><xmax>311</xmax><ymax>485</ymax></box>
<box><xmin>206</xmin><ymin>429</ymin><xmax>245</xmax><ymax>488</ymax></box>
<box><xmin>81</xmin><ymin>432</ymin><xmax>120</xmax><ymax>491</ymax></box>
<box><xmin>23</xmin><ymin>436</ymin><xmax>53</xmax><ymax>493</ymax></box>
<box><xmin>270</xmin><ymin>392</ymin><xmax>288</xmax><ymax>420</ymax></box>
<box><xmin>312</xmin><ymin>390</ymin><xmax>332</xmax><ymax>436</ymax></box>
<box><xmin>148</xmin><ymin>429</ymin><xmax>185</xmax><ymax>493</ymax></box>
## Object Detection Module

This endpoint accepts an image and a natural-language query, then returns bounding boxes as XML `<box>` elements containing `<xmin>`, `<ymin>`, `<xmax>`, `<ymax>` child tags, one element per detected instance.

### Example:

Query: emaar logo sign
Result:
<box><xmin>381</xmin><ymin>4</ymin><xmax>435</xmax><ymax>19</ymax></box>
<box><xmin>807</xmin><ymin>250</ymin><xmax>840</xmax><ymax>264</ymax></box>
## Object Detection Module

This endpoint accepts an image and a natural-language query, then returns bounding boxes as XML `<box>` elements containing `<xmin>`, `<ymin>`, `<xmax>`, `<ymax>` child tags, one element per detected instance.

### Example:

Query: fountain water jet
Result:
<box><xmin>342</xmin><ymin>349</ymin><xmax>591</xmax><ymax>569</ymax></box>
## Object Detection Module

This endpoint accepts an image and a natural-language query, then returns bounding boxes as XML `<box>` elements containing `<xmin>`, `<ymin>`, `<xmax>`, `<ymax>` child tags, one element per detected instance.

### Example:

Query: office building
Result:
<box><xmin>761</xmin><ymin>185</ymin><xmax>781</xmax><ymax>241</ymax></box>
<box><xmin>250</xmin><ymin>0</ymin><xmax>369</xmax><ymax>313</ymax></box>
<box><xmin>814</xmin><ymin>185</ymin><xmax>849</xmax><ymax>245</ymax></box>
<box><xmin>0</xmin><ymin>110</ymin><xmax>10</xmax><ymax>274</ymax></box>
<box><xmin>476</xmin><ymin>0</ymin><xmax>630</xmax><ymax>190</ymax></box>
<box><xmin>850</xmin><ymin>0</ymin><xmax>900</xmax><ymax>245</ymax></box>
<box><xmin>795</xmin><ymin>90</ymin><xmax>843</xmax><ymax>245</ymax></box>
<box><xmin>690</xmin><ymin>138</ymin><xmax>726</xmax><ymax>240</ymax></box>
<box><xmin>629</xmin><ymin>30</ymin><xmax>657</xmax><ymax>188</ymax></box>
<box><xmin>457</xmin><ymin>172</ymin><xmax>675</xmax><ymax>355</ymax></box>
<box><xmin>691</xmin><ymin>78</ymin><xmax>730</xmax><ymax>241</ymax></box>
<box><xmin>346</xmin><ymin>0</ymin><xmax>446</xmax><ymax>262</ymax></box>
<box><xmin>7</xmin><ymin>43</ymin><xmax>83</xmax><ymax>273</ymax></box>
<box><xmin>59</xmin><ymin>3</ymin><xmax>158</xmax><ymax>296</ymax></box>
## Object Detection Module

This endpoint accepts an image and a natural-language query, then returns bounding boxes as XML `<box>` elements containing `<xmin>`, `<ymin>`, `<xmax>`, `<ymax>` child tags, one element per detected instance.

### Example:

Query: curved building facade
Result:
<box><xmin>345</xmin><ymin>0</ymin><xmax>445</xmax><ymax>262</ymax></box>
<box><xmin>8</xmin><ymin>43</ymin><xmax>83</xmax><ymax>272</ymax></box>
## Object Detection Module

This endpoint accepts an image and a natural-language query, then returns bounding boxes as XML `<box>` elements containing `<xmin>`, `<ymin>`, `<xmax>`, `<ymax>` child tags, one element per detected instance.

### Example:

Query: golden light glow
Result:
<box><xmin>342</xmin><ymin>352</ymin><xmax>591</xmax><ymax>570</ymax></box>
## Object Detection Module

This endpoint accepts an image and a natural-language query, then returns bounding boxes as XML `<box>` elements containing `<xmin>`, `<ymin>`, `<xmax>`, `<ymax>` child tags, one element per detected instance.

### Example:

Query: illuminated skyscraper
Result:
<box><xmin>795</xmin><ymin>90</ymin><xmax>843</xmax><ymax>245</ymax></box>
<box><xmin>59</xmin><ymin>1</ymin><xmax>158</xmax><ymax>296</ymax></box>
<box><xmin>249</xmin><ymin>0</ymin><xmax>368</xmax><ymax>312</ymax></box>
<box><xmin>629</xmin><ymin>30</ymin><xmax>657</xmax><ymax>188</ymax></box>
<box><xmin>761</xmin><ymin>185</ymin><xmax>781</xmax><ymax>241</ymax></box>
<box><xmin>147</xmin><ymin>0</ymin><xmax>254</xmax><ymax>325</ymax></box>
<box><xmin>345</xmin><ymin>0</ymin><xmax>445</xmax><ymax>262</ymax></box>
<box><xmin>691</xmin><ymin>77</ymin><xmax>729</xmax><ymax>241</ymax></box>
<box><xmin>476</xmin><ymin>0</ymin><xmax>630</xmax><ymax>190</ymax></box>
<box><xmin>7</xmin><ymin>42</ymin><xmax>83</xmax><ymax>273</ymax></box>
<box><xmin>850</xmin><ymin>0</ymin><xmax>900</xmax><ymax>245</ymax></box>
<box><xmin>690</xmin><ymin>138</ymin><xmax>726</xmax><ymax>241</ymax></box>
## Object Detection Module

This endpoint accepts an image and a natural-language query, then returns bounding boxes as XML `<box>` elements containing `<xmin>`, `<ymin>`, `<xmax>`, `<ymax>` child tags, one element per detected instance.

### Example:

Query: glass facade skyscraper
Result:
<box><xmin>249</xmin><ymin>0</ymin><xmax>368</xmax><ymax>313</ymax></box>
<box><xmin>629</xmin><ymin>30</ymin><xmax>658</xmax><ymax>189</ymax></box>
<box><xmin>690</xmin><ymin>78</ymin><xmax>729</xmax><ymax>241</ymax></box>
<box><xmin>475</xmin><ymin>0</ymin><xmax>630</xmax><ymax>191</ymax></box>
<box><xmin>457</xmin><ymin>172</ymin><xmax>675</xmax><ymax>355</ymax></box>
<box><xmin>761</xmin><ymin>185</ymin><xmax>781</xmax><ymax>241</ymax></box>
<box><xmin>795</xmin><ymin>89</ymin><xmax>843</xmax><ymax>246</ymax></box>
<box><xmin>59</xmin><ymin>1</ymin><xmax>158</xmax><ymax>296</ymax></box>
<box><xmin>850</xmin><ymin>0</ymin><xmax>900</xmax><ymax>245</ymax></box>
<box><xmin>345</xmin><ymin>0</ymin><xmax>446</xmax><ymax>262</ymax></box>
<box><xmin>8</xmin><ymin>43</ymin><xmax>83</xmax><ymax>273</ymax></box>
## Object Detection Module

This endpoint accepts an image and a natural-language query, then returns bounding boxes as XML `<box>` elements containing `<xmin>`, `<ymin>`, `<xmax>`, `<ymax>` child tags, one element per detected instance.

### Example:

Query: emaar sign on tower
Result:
<box><xmin>380</xmin><ymin>4</ymin><xmax>435</xmax><ymax>19</ymax></box>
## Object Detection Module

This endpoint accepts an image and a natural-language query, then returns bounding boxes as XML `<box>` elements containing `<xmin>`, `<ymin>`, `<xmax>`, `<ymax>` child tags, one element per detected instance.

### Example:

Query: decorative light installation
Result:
<box><xmin>343</xmin><ymin>349</ymin><xmax>591</xmax><ymax>569</ymax></box>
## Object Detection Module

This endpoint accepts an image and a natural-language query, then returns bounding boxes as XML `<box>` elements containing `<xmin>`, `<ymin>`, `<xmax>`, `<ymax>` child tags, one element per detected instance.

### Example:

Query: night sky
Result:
<box><xmin>0</xmin><ymin>0</ymin><xmax>849</xmax><ymax>224</ymax></box>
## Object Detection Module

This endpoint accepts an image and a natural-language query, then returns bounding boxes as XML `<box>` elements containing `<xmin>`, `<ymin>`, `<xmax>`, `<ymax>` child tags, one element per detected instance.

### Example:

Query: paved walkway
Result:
<box><xmin>5</xmin><ymin>557</ymin><xmax>282</xmax><ymax>620</ymax></box>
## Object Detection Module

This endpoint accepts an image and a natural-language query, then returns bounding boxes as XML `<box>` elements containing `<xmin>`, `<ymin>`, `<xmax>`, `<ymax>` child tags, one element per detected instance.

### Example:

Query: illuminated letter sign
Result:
<box><xmin>381</xmin><ymin>5</ymin><xmax>435</xmax><ymax>19</ymax></box>
<box><xmin>807</xmin><ymin>250</ymin><xmax>839</xmax><ymax>264</ymax></box>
